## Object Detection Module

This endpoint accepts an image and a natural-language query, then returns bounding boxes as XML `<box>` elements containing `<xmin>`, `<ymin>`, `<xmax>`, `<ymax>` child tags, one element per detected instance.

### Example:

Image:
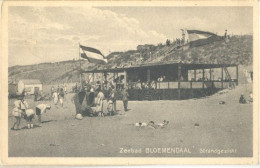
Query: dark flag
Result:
<box><xmin>187</xmin><ymin>30</ymin><xmax>222</xmax><ymax>48</ymax></box>
<box><xmin>80</xmin><ymin>45</ymin><xmax>108</xmax><ymax>64</ymax></box>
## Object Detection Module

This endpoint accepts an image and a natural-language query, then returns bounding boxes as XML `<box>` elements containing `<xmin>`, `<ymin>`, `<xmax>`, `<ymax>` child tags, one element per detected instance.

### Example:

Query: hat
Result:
<box><xmin>76</xmin><ymin>113</ymin><xmax>83</xmax><ymax>120</ymax></box>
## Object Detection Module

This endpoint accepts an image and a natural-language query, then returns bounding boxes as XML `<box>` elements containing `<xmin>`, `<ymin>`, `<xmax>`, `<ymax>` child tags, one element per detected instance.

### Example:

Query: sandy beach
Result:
<box><xmin>8</xmin><ymin>84</ymin><xmax>252</xmax><ymax>157</ymax></box>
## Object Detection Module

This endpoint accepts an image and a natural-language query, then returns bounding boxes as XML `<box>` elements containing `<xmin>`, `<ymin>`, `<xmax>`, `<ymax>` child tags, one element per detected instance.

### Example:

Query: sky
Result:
<box><xmin>8</xmin><ymin>6</ymin><xmax>253</xmax><ymax>66</ymax></box>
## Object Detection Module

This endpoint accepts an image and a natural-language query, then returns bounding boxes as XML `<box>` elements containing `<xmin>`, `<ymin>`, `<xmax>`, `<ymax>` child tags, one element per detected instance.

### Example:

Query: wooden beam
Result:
<box><xmin>178</xmin><ymin>64</ymin><xmax>181</xmax><ymax>99</ymax></box>
<box><xmin>190</xmin><ymin>81</ymin><xmax>193</xmax><ymax>98</ymax></box>
<box><xmin>202</xmin><ymin>69</ymin><xmax>205</xmax><ymax>89</ymax></box>
<box><xmin>194</xmin><ymin>69</ymin><xmax>196</xmax><ymax>81</ymax></box>
<box><xmin>124</xmin><ymin>70</ymin><xmax>127</xmax><ymax>88</ymax></box>
<box><xmin>209</xmin><ymin>68</ymin><xmax>212</xmax><ymax>81</ymax></box>
<box><xmin>101</xmin><ymin>73</ymin><xmax>104</xmax><ymax>90</ymax></box>
<box><xmin>147</xmin><ymin>69</ymin><xmax>151</xmax><ymax>82</ymax></box>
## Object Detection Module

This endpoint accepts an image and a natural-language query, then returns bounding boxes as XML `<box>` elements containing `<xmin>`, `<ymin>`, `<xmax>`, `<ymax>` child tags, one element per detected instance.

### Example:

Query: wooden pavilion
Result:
<box><xmin>82</xmin><ymin>62</ymin><xmax>238</xmax><ymax>100</ymax></box>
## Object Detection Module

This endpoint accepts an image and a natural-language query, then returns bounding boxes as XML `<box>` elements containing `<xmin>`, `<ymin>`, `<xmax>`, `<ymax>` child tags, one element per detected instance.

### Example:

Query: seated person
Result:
<box><xmin>239</xmin><ymin>94</ymin><xmax>247</xmax><ymax>104</ymax></box>
<box><xmin>248</xmin><ymin>92</ymin><xmax>253</xmax><ymax>103</ymax></box>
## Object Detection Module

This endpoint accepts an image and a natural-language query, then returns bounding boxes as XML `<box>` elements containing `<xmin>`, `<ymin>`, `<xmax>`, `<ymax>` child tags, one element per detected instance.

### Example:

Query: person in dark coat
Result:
<box><xmin>34</xmin><ymin>88</ymin><xmax>39</xmax><ymax>102</ymax></box>
<box><xmin>109</xmin><ymin>85</ymin><xmax>117</xmax><ymax>114</ymax></box>
<box><xmin>71</xmin><ymin>90</ymin><xmax>82</xmax><ymax>115</ymax></box>
<box><xmin>239</xmin><ymin>94</ymin><xmax>247</xmax><ymax>104</ymax></box>
<box><xmin>122</xmin><ymin>88</ymin><xmax>129</xmax><ymax>111</ymax></box>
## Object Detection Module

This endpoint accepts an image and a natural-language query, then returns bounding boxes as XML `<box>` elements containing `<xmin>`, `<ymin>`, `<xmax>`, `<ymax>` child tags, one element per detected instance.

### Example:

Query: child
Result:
<box><xmin>24</xmin><ymin>109</ymin><xmax>35</xmax><ymax>129</ymax></box>
<box><xmin>36</xmin><ymin>104</ymin><xmax>51</xmax><ymax>123</ymax></box>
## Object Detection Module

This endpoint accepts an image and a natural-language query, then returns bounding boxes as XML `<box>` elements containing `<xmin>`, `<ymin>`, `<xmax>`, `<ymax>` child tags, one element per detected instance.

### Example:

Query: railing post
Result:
<box><xmin>124</xmin><ymin>70</ymin><xmax>127</xmax><ymax>89</ymax></box>
<box><xmin>178</xmin><ymin>64</ymin><xmax>181</xmax><ymax>99</ymax></box>
<box><xmin>202</xmin><ymin>69</ymin><xmax>205</xmax><ymax>89</ymax></box>
<box><xmin>190</xmin><ymin>81</ymin><xmax>193</xmax><ymax>98</ymax></box>
<box><xmin>101</xmin><ymin>72</ymin><xmax>104</xmax><ymax>90</ymax></box>
<box><xmin>147</xmin><ymin>68</ymin><xmax>150</xmax><ymax>82</ymax></box>
<box><xmin>236</xmin><ymin>65</ymin><xmax>238</xmax><ymax>86</ymax></box>
<box><xmin>194</xmin><ymin>69</ymin><xmax>196</xmax><ymax>81</ymax></box>
<box><xmin>221</xmin><ymin>66</ymin><xmax>224</xmax><ymax>88</ymax></box>
<box><xmin>210</xmin><ymin>68</ymin><xmax>212</xmax><ymax>81</ymax></box>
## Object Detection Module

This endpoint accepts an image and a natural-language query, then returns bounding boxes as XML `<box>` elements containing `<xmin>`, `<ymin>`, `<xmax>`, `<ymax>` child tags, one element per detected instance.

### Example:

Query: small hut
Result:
<box><xmin>18</xmin><ymin>79</ymin><xmax>42</xmax><ymax>95</ymax></box>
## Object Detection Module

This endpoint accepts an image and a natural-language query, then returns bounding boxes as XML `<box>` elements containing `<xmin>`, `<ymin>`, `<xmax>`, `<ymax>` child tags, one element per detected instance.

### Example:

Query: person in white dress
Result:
<box><xmin>52</xmin><ymin>90</ymin><xmax>59</xmax><ymax>107</ymax></box>
<box><xmin>95</xmin><ymin>87</ymin><xmax>105</xmax><ymax>117</ymax></box>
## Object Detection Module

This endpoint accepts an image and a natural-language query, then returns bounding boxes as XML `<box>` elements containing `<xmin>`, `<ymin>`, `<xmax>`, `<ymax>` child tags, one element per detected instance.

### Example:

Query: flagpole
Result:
<box><xmin>79</xmin><ymin>43</ymin><xmax>82</xmax><ymax>88</ymax></box>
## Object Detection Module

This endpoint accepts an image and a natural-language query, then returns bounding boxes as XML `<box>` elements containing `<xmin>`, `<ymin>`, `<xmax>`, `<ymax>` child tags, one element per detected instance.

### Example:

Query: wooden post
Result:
<box><xmin>236</xmin><ymin>65</ymin><xmax>238</xmax><ymax>86</ymax></box>
<box><xmin>202</xmin><ymin>69</ymin><xmax>205</xmax><ymax>89</ymax></box>
<box><xmin>79</xmin><ymin>43</ymin><xmax>82</xmax><ymax>87</ymax></box>
<box><xmin>209</xmin><ymin>68</ymin><xmax>212</xmax><ymax>81</ymax></box>
<box><xmin>124</xmin><ymin>70</ymin><xmax>127</xmax><ymax>88</ymax></box>
<box><xmin>221</xmin><ymin>67</ymin><xmax>224</xmax><ymax>88</ymax></box>
<box><xmin>190</xmin><ymin>81</ymin><xmax>193</xmax><ymax>98</ymax></box>
<box><xmin>178</xmin><ymin>64</ymin><xmax>181</xmax><ymax>99</ymax></box>
<box><xmin>101</xmin><ymin>72</ymin><xmax>104</xmax><ymax>90</ymax></box>
<box><xmin>147</xmin><ymin>69</ymin><xmax>150</xmax><ymax>82</ymax></box>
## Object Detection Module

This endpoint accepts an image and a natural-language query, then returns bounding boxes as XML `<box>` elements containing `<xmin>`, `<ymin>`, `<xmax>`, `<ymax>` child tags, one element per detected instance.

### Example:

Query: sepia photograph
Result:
<box><xmin>0</xmin><ymin>0</ymin><xmax>259</xmax><ymax>165</ymax></box>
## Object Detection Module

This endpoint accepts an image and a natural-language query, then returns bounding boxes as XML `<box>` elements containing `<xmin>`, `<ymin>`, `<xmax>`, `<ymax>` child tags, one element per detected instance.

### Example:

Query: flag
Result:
<box><xmin>187</xmin><ymin>30</ymin><xmax>222</xmax><ymax>48</ymax></box>
<box><xmin>80</xmin><ymin>45</ymin><xmax>108</xmax><ymax>64</ymax></box>
<box><xmin>187</xmin><ymin>30</ymin><xmax>217</xmax><ymax>42</ymax></box>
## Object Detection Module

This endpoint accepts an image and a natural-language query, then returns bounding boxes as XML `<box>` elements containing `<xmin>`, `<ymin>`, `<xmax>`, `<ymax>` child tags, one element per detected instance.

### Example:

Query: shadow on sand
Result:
<box><xmin>41</xmin><ymin>120</ymin><xmax>57</xmax><ymax>124</ymax></box>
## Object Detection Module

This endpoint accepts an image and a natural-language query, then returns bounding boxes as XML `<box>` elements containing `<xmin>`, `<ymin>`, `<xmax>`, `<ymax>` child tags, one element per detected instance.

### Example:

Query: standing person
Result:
<box><xmin>11</xmin><ymin>98</ymin><xmax>23</xmax><ymax>130</ymax></box>
<box><xmin>109</xmin><ymin>85</ymin><xmax>117</xmax><ymax>114</ymax></box>
<box><xmin>35</xmin><ymin>104</ymin><xmax>51</xmax><ymax>123</ymax></box>
<box><xmin>63</xmin><ymin>84</ymin><xmax>67</xmax><ymax>101</ymax></box>
<box><xmin>52</xmin><ymin>89</ymin><xmax>59</xmax><ymax>108</ymax></box>
<box><xmin>122</xmin><ymin>87</ymin><xmax>129</xmax><ymax>112</ymax></box>
<box><xmin>51</xmin><ymin>86</ymin><xmax>54</xmax><ymax>95</ymax></box>
<box><xmin>12</xmin><ymin>96</ymin><xmax>29</xmax><ymax>130</ymax></box>
<box><xmin>50</xmin><ymin>86</ymin><xmax>54</xmax><ymax>101</ymax></box>
<box><xmin>57</xmin><ymin>85</ymin><xmax>60</xmax><ymax>93</ymax></box>
<box><xmin>95</xmin><ymin>86</ymin><xmax>105</xmax><ymax>117</ymax></box>
<box><xmin>71</xmin><ymin>90</ymin><xmax>81</xmax><ymax>117</ymax></box>
<box><xmin>19</xmin><ymin>96</ymin><xmax>29</xmax><ymax>115</ymax></box>
<box><xmin>34</xmin><ymin>88</ymin><xmax>39</xmax><ymax>102</ymax></box>
<box><xmin>59</xmin><ymin>87</ymin><xmax>65</xmax><ymax>107</ymax></box>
